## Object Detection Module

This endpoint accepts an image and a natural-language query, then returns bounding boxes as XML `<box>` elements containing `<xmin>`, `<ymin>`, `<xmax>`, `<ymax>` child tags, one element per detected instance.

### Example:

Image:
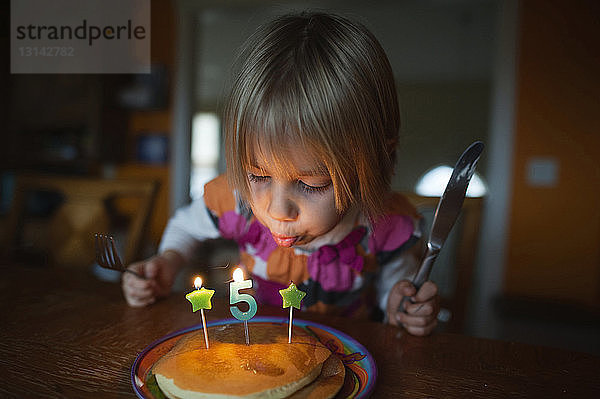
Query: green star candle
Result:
<box><xmin>229</xmin><ymin>267</ymin><xmax>257</xmax><ymax>345</ymax></box>
<box><xmin>186</xmin><ymin>276</ymin><xmax>215</xmax><ymax>349</ymax></box>
<box><xmin>279</xmin><ymin>282</ymin><xmax>306</xmax><ymax>343</ymax></box>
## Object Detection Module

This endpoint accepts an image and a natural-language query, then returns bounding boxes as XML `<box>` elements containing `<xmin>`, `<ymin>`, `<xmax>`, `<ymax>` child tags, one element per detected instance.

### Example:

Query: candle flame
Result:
<box><xmin>233</xmin><ymin>267</ymin><xmax>244</xmax><ymax>282</ymax></box>
<box><xmin>194</xmin><ymin>276</ymin><xmax>203</xmax><ymax>289</ymax></box>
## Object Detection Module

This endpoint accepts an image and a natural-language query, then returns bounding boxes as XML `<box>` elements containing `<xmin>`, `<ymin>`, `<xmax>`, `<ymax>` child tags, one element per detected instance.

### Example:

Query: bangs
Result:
<box><xmin>227</xmin><ymin>74</ymin><xmax>355</xmax><ymax>212</ymax></box>
<box><xmin>240</xmin><ymin>86</ymin><xmax>308</xmax><ymax>177</ymax></box>
<box><xmin>237</xmin><ymin>75</ymin><xmax>330</xmax><ymax>179</ymax></box>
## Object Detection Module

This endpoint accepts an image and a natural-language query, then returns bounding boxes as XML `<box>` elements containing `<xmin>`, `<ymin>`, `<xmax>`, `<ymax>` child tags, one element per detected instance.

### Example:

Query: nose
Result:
<box><xmin>267</xmin><ymin>184</ymin><xmax>298</xmax><ymax>222</ymax></box>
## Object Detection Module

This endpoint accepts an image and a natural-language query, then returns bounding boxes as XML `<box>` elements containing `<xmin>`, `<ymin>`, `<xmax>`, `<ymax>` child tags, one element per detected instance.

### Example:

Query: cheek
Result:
<box><xmin>248</xmin><ymin>183</ymin><xmax>265</xmax><ymax>201</ymax></box>
<box><xmin>304</xmin><ymin>193</ymin><xmax>339</xmax><ymax>230</ymax></box>
<box><xmin>247</xmin><ymin>185</ymin><xmax>269</xmax><ymax>215</ymax></box>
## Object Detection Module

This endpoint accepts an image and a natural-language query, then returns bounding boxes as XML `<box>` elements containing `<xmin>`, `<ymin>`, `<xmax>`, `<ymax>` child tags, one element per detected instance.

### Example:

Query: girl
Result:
<box><xmin>123</xmin><ymin>11</ymin><xmax>439</xmax><ymax>336</ymax></box>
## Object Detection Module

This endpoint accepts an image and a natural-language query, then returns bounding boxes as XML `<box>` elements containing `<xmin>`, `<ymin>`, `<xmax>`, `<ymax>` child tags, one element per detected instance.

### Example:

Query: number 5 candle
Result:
<box><xmin>229</xmin><ymin>267</ymin><xmax>257</xmax><ymax>345</ymax></box>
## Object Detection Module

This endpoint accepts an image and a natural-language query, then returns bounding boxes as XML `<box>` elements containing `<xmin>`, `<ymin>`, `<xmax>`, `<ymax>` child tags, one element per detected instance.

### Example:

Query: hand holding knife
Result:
<box><xmin>399</xmin><ymin>141</ymin><xmax>484</xmax><ymax>313</ymax></box>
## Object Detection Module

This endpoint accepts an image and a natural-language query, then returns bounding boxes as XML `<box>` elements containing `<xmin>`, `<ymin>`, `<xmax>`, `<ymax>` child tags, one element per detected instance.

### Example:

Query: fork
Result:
<box><xmin>94</xmin><ymin>233</ymin><xmax>146</xmax><ymax>279</ymax></box>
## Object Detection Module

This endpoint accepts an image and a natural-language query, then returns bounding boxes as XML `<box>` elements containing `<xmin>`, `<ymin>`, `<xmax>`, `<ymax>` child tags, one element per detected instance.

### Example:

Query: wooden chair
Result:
<box><xmin>2</xmin><ymin>174</ymin><xmax>158</xmax><ymax>267</ymax></box>
<box><xmin>403</xmin><ymin>192</ymin><xmax>484</xmax><ymax>333</ymax></box>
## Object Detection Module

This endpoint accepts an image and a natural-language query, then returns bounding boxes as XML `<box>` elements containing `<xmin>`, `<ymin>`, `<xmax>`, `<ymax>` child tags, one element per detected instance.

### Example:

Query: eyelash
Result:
<box><xmin>247</xmin><ymin>173</ymin><xmax>331</xmax><ymax>194</ymax></box>
<box><xmin>248</xmin><ymin>173</ymin><xmax>270</xmax><ymax>184</ymax></box>
<box><xmin>297</xmin><ymin>180</ymin><xmax>331</xmax><ymax>194</ymax></box>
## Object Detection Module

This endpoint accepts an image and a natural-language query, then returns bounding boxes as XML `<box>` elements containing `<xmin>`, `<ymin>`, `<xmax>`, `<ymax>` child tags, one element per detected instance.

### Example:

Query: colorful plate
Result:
<box><xmin>131</xmin><ymin>316</ymin><xmax>376</xmax><ymax>398</ymax></box>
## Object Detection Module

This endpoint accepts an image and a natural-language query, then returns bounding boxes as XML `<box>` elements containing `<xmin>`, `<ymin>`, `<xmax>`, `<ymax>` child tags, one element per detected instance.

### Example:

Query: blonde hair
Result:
<box><xmin>224</xmin><ymin>11</ymin><xmax>399</xmax><ymax>219</ymax></box>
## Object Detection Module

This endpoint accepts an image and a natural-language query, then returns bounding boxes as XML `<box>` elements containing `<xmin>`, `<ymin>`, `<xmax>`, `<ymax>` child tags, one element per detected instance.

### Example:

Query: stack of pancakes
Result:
<box><xmin>153</xmin><ymin>323</ymin><xmax>345</xmax><ymax>398</ymax></box>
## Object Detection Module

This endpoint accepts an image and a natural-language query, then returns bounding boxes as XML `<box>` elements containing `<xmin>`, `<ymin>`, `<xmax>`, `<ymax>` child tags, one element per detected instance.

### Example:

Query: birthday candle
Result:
<box><xmin>186</xmin><ymin>276</ymin><xmax>214</xmax><ymax>349</ymax></box>
<box><xmin>229</xmin><ymin>267</ymin><xmax>257</xmax><ymax>345</ymax></box>
<box><xmin>279</xmin><ymin>282</ymin><xmax>306</xmax><ymax>343</ymax></box>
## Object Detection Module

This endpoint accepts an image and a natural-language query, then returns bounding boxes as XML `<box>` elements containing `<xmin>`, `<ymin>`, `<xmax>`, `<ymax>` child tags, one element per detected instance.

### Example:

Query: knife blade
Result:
<box><xmin>400</xmin><ymin>141</ymin><xmax>484</xmax><ymax>311</ymax></box>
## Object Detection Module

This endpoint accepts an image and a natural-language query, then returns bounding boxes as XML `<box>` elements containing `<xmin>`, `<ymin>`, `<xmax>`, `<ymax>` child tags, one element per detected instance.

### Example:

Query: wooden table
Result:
<box><xmin>1</xmin><ymin>263</ymin><xmax>599</xmax><ymax>398</ymax></box>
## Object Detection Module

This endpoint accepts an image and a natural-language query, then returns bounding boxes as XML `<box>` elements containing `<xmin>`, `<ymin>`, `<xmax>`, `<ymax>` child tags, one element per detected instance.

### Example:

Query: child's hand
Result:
<box><xmin>121</xmin><ymin>250</ymin><xmax>183</xmax><ymax>307</ymax></box>
<box><xmin>386</xmin><ymin>280</ymin><xmax>440</xmax><ymax>336</ymax></box>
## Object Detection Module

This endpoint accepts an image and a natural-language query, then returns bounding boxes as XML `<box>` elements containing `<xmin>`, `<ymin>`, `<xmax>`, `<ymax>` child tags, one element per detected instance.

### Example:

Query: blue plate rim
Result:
<box><xmin>131</xmin><ymin>316</ymin><xmax>377</xmax><ymax>398</ymax></box>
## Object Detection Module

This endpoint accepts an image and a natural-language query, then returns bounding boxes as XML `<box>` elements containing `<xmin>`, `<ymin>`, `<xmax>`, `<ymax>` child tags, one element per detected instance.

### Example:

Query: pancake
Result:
<box><xmin>153</xmin><ymin>323</ymin><xmax>340</xmax><ymax>399</ymax></box>
<box><xmin>288</xmin><ymin>353</ymin><xmax>345</xmax><ymax>399</ymax></box>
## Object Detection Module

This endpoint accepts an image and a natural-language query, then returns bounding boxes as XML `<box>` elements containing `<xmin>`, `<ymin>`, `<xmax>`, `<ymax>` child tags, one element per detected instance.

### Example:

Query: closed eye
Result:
<box><xmin>297</xmin><ymin>180</ymin><xmax>331</xmax><ymax>194</ymax></box>
<box><xmin>248</xmin><ymin>173</ymin><xmax>270</xmax><ymax>183</ymax></box>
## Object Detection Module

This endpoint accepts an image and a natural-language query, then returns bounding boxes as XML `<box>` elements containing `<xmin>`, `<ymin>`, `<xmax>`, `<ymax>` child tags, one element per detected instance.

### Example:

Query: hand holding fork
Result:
<box><xmin>94</xmin><ymin>233</ymin><xmax>147</xmax><ymax>279</ymax></box>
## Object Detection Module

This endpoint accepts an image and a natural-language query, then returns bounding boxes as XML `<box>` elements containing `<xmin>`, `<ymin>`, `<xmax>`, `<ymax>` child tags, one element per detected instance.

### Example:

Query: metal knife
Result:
<box><xmin>400</xmin><ymin>141</ymin><xmax>484</xmax><ymax>311</ymax></box>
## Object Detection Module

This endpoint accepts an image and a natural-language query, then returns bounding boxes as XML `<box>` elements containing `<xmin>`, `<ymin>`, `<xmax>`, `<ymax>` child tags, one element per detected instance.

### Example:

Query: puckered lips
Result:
<box><xmin>271</xmin><ymin>232</ymin><xmax>298</xmax><ymax>247</ymax></box>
